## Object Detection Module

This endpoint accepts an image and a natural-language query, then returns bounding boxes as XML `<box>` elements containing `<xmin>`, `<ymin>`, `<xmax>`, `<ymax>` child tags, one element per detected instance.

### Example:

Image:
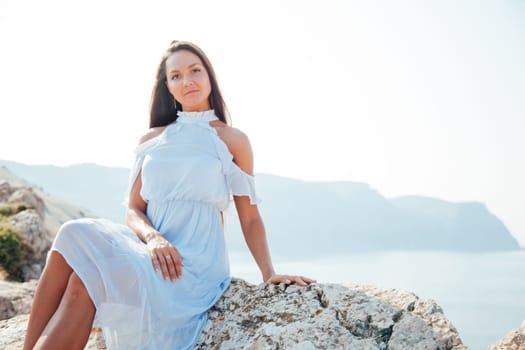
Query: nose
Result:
<box><xmin>183</xmin><ymin>75</ymin><xmax>194</xmax><ymax>86</ymax></box>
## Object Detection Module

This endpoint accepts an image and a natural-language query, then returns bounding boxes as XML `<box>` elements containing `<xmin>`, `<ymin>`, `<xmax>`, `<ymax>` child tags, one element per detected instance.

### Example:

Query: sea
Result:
<box><xmin>229</xmin><ymin>250</ymin><xmax>525</xmax><ymax>350</ymax></box>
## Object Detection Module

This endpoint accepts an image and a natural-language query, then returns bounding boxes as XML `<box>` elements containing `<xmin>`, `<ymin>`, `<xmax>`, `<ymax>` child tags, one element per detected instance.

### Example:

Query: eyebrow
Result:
<box><xmin>168</xmin><ymin>62</ymin><xmax>202</xmax><ymax>74</ymax></box>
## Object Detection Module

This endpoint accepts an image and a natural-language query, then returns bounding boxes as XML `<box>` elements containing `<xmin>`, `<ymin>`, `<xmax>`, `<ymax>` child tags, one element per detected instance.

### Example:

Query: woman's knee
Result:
<box><xmin>56</xmin><ymin>219</ymin><xmax>96</xmax><ymax>238</ymax></box>
<box><xmin>53</xmin><ymin>219</ymin><xmax>104</xmax><ymax>250</ymax></box>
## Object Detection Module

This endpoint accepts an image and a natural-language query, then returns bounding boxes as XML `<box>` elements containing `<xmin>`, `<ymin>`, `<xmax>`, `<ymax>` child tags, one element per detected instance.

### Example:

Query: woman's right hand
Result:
<box><xmin>146</xmin><ymin>233</ymin><xmax>184</xmax><ymax>282</ymax></box>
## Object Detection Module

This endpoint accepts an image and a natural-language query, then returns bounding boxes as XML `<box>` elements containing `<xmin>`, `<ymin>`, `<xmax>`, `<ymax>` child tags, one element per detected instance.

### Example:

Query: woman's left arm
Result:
<box><xmin>228</xmin><ymin>128</ymin><xmax>316</xmax><ymax>286</ymax></box>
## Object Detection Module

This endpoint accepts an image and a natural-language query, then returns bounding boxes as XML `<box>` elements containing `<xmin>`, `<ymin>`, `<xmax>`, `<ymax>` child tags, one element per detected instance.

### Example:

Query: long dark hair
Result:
<box><xmin>149</xmin><ymin>40</ymin><xmax>229</xmax><ymax>128</ymax></box>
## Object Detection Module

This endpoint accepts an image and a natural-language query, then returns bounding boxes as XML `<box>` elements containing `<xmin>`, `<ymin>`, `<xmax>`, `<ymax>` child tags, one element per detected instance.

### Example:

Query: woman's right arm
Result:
<box><xmin>125</xmin><ymin>170</ymin><xmax>159</xmax><ymax>243</ymax></box>
<box><xmin>125</xmin><ymin>127</ymin><xmax>183</xmax><ymax>282</ymax></box>
<box><xmin>125</xmin><ymin>128</ymin><xmax>165</xmax><ymax>243</ymax></box>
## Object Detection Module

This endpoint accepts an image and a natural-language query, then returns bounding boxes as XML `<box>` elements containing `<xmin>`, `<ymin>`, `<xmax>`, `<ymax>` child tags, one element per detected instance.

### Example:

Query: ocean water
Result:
<box><xmin>229</xmin><ymin>250</ymin><xmax>525</xmax><ymax>350</ymax></box>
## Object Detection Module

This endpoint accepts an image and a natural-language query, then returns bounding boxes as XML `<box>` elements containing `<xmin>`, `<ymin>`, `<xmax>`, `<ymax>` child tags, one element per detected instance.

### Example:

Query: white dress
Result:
<box><xmin>49</xmin><ymin>110</ymin><xmax>260</xmax><ymax>349</ymax></box>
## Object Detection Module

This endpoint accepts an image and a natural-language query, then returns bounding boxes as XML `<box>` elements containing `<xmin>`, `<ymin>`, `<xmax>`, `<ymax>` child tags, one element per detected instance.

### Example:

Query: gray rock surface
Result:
<box><xmin>7</xmin><ymin>187</ymin><xmax>45</xmax><ymax>220</ymax></box>
<box><xmin>489</xmin><ymin>321</ymin><xmax>525</xmax><ymax>350</ymax></box>
<box><xmin>0</xmin><ymin>314</ymin><xmax>31</xmax><ymax>349</ymax></box>
<box><xmin>196</xmin><ymin>279</ymin><xmax>466</xmax><ymax>350</ymax></box>
<box><xmin>9</xmin><ymin>210</ymin><xmax>51</xmax><ymax>259</ymax></box>
<box><xmin>0</xmin><ymin>278</ymin><xmax>468</xmax><ymax>349</ymax></box>
<box><xmin>344</xmin><ymin>283</ymin><xmax>464</xmax><ymax>350</ymax></box>
<box><xmin>0</xmin><ymin>314</ymin><xmax>101</xmax><ymax>350</ymax></box>
<box><xmin>1</xmin><ymin>181</ymin><xmax>52</xmax><ymax>281</ymax></box>
<box><xmin>7</xmin><ymin>208</ymin><xmax>50</xmax><ymax>281</ymax></box>
<box><xmin>0</xmin><ymin>279</ymin><xmax>37</xmax><ymax>320</ymax></box>
<box><xmin>0</xmin><ymin>176</ymin><xmax>91</xmax><ymax>282</ymax></box>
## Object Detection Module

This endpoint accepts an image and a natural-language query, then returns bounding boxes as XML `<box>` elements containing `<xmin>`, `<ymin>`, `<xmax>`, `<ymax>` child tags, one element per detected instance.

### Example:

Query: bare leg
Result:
<box><xmin>23</xmin><ymin>251</ymin><xmax>73</xmax><ymax>350</ymax></box>
<box><xmin>33</xmin><ymin>272</ymin><xmax>95</xmax><ymax>350</ymax></box>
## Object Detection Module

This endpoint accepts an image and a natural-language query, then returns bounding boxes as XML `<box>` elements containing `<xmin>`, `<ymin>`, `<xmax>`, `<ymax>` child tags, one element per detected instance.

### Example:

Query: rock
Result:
<box><xmin>489</xmin><ymin>321</ymin><xmax>525</xmax><ymax>350</ymax></box>
<box><xmin>0</xmin><ymin>182</ymin><xmax>45</xmax><ymax>221</ymax></box>
<box><xmin>0</xmin><ymin>314</ymin><xmax>29</xmax><ymax>349</ymax></box>
<box><xmin>6</xmin><ymin>209</ymin><xmax>51</xmax><ymax>281</ymax></box>
<box><xmin>9</xmin><ymin>210</ymin><xmax>51</xmax><ymax>259</ymax></box>
<box><xmin>0</xmin><ymin>181</ymin><xmax>16</xmax><ymax>201</ymax></box>
<box><xmin>0</xmin><ymin>314</ymin><xmax>101</xmax><ymax>350</ymax></box>
<box><xmin>19</xmin><ymin>264</ymin><xmax>44</xmax><ymax>282</ymax></box>
<box><xmin>7</xmin><ymin>187</ymin><xmax>45</xmax><ymax>220</ymax></box>
<box><xmin>344</xmin><ymin>283</ymin><xmax>465</xmax><ymax>349</ymax></box>
<box><xmin>1</xmin><ymin>181</ymin><xmax>52</xmax><ymax>281</ymax></box>
<box><xmin>196</xmin><ymin>279</ymin><xmax>466</xmax><ymax>350</ymax></box>
<box><xmin>0</xmin><ymin>278</ymin><xmax>468</xmax><ymax>349</ymax></box>
<box><xmin>0</xmin><ymin>280</ymin><xmax>38</xmax><ymax>320</ymax></box>
<box><xmin>0</xmin><ymin>169</ymin><xmax>94</xmax><ymax>261</ymax></box>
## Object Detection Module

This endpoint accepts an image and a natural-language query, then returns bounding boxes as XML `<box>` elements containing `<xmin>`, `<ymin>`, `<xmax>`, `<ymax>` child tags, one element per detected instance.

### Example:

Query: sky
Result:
<box><xmin>1</xmin><ymin>0</ymin><xmax>524</xmax><ymax>246</ymax></box>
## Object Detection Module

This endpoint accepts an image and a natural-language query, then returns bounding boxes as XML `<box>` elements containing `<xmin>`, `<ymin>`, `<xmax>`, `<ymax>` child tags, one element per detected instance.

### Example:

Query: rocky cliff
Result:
<box><xmin>0</xmin><ymin>278</ymin><xmax>471</xmax><ymax>350</ymax></box>
<box><xmin>0</xmin><ymin>169</ymin><xmax>93</xmax><ymax>281</ymax></box>
<box><xmin>489</xmin><ymin>321</ymin><xmax>525</xmax><ymax>350</ymax></box>
<box><xmin>196</xmin><ymin>279</ymin><xmax>467</xmax><ymax>349</ymax></box>
<box><xmin>4</xmin><ymin>278</ymin><xmax>523</xmax><ymax>349</ymax></box>
<box><xmin>0</xmin><ymin>181</ymin><xmax>51</xmax><ymax>281</ymax></box>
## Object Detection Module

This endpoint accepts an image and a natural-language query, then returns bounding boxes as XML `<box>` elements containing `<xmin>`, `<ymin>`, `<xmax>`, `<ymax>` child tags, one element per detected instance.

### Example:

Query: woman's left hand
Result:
<box><xmin>266</xmin><ymin>274</ymin><xmax>317</xmax><ymax>286</ymax></box>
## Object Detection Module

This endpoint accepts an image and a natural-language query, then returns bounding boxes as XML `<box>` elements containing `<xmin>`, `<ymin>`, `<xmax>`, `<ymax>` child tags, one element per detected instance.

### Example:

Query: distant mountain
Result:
<box><xmin>390</xmin><ymin>196</ymin><xmax>517</xmax><ymax>251</ymax></box>
<box><xmin>0</xmin><ymin>160</ymin><xmax>520</xmax><ymax>255</ymax></box>
<box><xmin>224</xmin><ymin>174</ymin><xmax>520</xmax><ymax>256</ymax></box>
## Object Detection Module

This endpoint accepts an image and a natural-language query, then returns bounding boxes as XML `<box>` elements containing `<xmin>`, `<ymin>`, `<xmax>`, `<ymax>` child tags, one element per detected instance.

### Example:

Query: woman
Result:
<box><xmin>23</xmin><ymin>40</ymin><xmax>315</xmax><ymax>350</ymax></box>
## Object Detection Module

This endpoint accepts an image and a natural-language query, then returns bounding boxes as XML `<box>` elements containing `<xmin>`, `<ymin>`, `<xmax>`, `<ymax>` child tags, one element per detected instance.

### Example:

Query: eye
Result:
<box><xmin>192</xmin><ymin>68</ymin><xmax>201</xmax><ymax>74</ymax></box>
<box><xmin>170</xmin><ymin>73</ymin><xmax>180</xmax><ymax>80</ymax></box>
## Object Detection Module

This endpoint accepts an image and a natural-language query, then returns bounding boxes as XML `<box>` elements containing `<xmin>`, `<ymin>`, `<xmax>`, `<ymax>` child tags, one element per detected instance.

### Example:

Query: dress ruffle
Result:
<box><xmin>124</xmin><ymin>111</ymin><xmax>261</xmax><ymax>207</ymax></box>
<box><xmin>209</xmin><ymin>128</ymin><xmax>262</xmax><ymax>205</ymax></box>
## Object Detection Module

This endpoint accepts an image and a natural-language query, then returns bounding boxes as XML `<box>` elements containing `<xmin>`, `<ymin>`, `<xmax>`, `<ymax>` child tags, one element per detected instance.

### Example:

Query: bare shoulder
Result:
<box><xmin>211</xmin><ymin>122</ymin><xmax>254</xmax><ymax>174</ymax></box>
<box><xmin>139</xmin><ymin>125</ymin><xmax>167</xmax><ymax>145</ymax></box>
<box><xmin>214</xmin><ymin>123</ymin><xmax>250</xmax><ymax>147</ymax></box>
<box><xmin>212</xmin><ymin>122</ymin><xmax>251</xmax><ymax>152</ymax></box>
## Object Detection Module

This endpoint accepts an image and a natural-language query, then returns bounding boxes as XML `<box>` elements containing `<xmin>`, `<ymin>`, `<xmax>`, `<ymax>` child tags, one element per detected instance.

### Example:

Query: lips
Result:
<box><xmin>184</xmin><ymin>90</ymin><xmax>199</xmax><ymax>96</ymax></box>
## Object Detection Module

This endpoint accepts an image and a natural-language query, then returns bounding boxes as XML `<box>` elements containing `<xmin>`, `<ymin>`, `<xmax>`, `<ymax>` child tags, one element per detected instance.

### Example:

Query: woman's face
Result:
<box><xmin>165</xmin><ymin>50</ymin><xmax>212</xmax><ymax>112</ymax></box>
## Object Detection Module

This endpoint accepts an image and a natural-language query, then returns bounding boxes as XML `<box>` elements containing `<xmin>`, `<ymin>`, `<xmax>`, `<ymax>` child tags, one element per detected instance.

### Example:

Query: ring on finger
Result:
<box><xmin>164</xmin><ymin>255</ymin><xmax>171</xmax><ymax>259</ymax></box>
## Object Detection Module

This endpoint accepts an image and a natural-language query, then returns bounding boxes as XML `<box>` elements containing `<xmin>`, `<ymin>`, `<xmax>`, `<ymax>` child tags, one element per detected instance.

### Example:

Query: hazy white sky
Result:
<box><xmin>1</xmin><ymin>0</ymin><xmax>524</xmax><ymax>245</ymax></box>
